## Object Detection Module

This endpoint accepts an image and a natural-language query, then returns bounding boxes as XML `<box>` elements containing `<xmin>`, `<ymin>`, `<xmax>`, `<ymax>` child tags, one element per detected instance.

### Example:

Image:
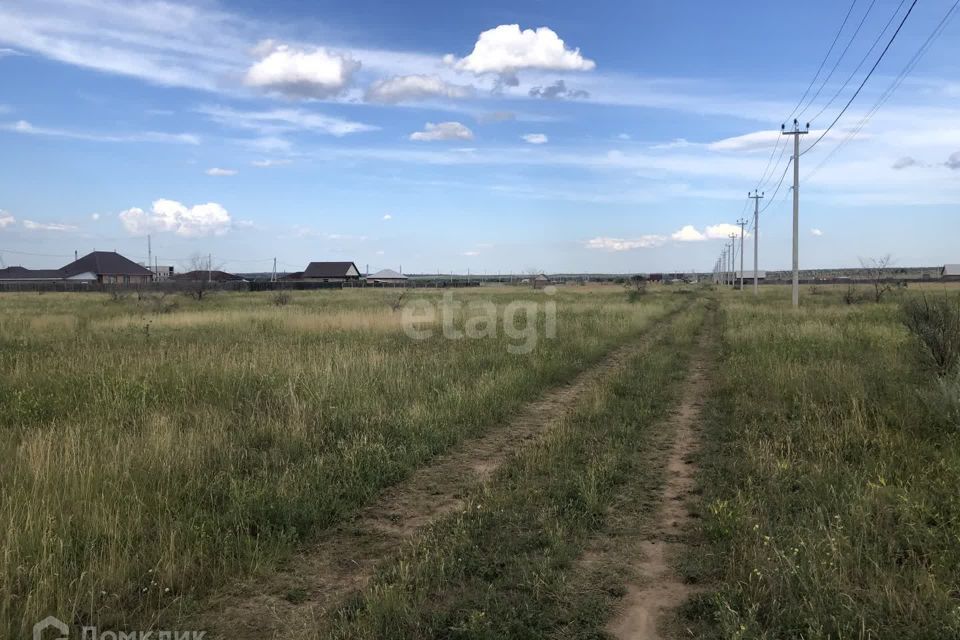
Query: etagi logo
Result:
<box><xmin>34</xmin><ymin>616</ymin><xmax>69</xmax><ymax>640</ymax></box>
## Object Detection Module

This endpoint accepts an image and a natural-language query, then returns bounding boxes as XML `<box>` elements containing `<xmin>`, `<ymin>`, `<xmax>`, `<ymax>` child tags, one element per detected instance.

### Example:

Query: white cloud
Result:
<box><xmin>0</xmin><ymin>47</ymin><xmax>23</xmax><ymax>58</ymax></box>
<box><xmin>0</xmin><ymin>211</ymin><xmax>15</xmax><ymax>228</ymax></box>
<box><xmin>892</xmin><ymin>156</ymin><xmax>919</xmax><ymax>170</ymax></box>
<box><xmin>2</xmin><ymin>119</ymin><xmax>199</xmax><ymax>144</ymax></box>
<box><xmin>251</xmin><ymin>158</ymin><xmax>292</xmax><ymax>167</ymax></box>
<box><xmin>463</xmin><ymin>250</ymin><xmax>480</xmax><ymax>256</ymax></box>
<box><xmin>365</xmin><ymin>74</ymin><xmax>474</xmax><ymax>103</ymax></box>
<box><xmin>708</xmin><ymin>128</ymin><xmax>851</xmax><ymax>153</ymax></box>
<box><xmin>811</xmin><ymin>228</ymin><xmax>824</xmax><ymax>236</ymax></box>
<box><xmin>528</xmin><ymin>79</ymin><xmax>589</xmax><ymax>100</ymax></box>
<box><xmin>90</xmin><ymin>213</ymin><xmax>101</xmax><ymax>221</ymax></box>
<box><xmin>410</xmin><ymin>121</ymin><xmax>474</xmax><ymax>142</ymax></box>
<box><xmin>119</xmin><ymin>199</ymin><xmax>232</xmax><ymax>237</ymax></box>
<box><xmin>197</xmin><ymin>105</ymin><xmax>376</xmax><ymax>137</ymax></box>
<box><xmin>22</xmin><ymin>220</ymin><xmax>77</xmax><ymax>232</ymax></box>
<box><xmin>522</xmin><ymin>133</ymin><xmax>548</xmax><ymax>144</ymax></box>
<box><xmin>617</xmin><ymin>133</ymin><xmax>631</xmax><ymax>140</ymax></box>
<box><xmin>585</xmin><ymin>236</ymin><xmax>666</xmax><ymax>251</ymax></box>
<box><xmin>244</xmin><ymin>41</ymin><xmax>359</xmax><ymax>99</ymax></box>
<box><xmin>205</xmin><ymin>167</ymin><xmax>237</xmax><ymax>176</ymax></box>
<box><xmin>452</xmin><ymin>25</ymin><xmax>595</xmax><ymax>75</ymax></box>
<box><xmin>704</xmin><ymin>223</ymin><xmax>747</xmax><ymax>239</ymax></box>
<box><xmin>382</xmin><ymin>214</ymin><xmax>392</xmax><ymax>220</ymax></box>
<box><xmin>671</xmin><ymin>225</ymin><xmax>707</xmax><ymax>242</ymax></box>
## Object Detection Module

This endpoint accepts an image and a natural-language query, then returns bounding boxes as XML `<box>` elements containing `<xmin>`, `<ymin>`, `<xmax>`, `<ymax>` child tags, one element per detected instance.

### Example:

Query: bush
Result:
<box><xmin>272</xmin><ymin>291</ymin><xmax>292</xmax><ymax>307</ymax></box>
<box><xmin>901</xmin><ymin>294</ymin><xmax>960</xmax><ymax>376</ymax></box>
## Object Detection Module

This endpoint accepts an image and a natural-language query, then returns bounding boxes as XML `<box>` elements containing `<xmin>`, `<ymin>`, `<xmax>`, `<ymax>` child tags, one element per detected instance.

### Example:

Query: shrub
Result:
<box><xmin>272</xmin><ymin>291</ymin><xmax>292</xmax><ymax>307</ymax></box>
<box><xmin>901</xmin><ymin>294</ymin><xmax>960</xmax><ymax>376</ymax></box>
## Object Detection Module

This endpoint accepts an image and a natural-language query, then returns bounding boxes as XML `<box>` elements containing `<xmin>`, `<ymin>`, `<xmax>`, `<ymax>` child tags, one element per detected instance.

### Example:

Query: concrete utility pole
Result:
<box><xmin>737</xmin><ymin>219</ymin><xmax>747</xmax><ymax>291</ymax></box>
<box><xmin>749</xmin><ymin>190</ymin><xmax>764</xmax><ymax>295</ymax></box>
<box><xmin>782</xmin><ymin>120</ymin><xmax>808</xmax><ymax>308</ymax></box>
<box><xmin>728</xmin><ymin>234</ymin><xmax>737</xmax><ymax>287</ymax></box>
<box><xmin>147</xmin><ymin>235</ymin><xmax>152</xmax><ymax>275</ymax></box>
<box><xmin>272</xmin><ymin>257</ymin><xmax>277</xmax><ymax>282</ymax></box>
<box><xmin>207</xmin><ymin>253</ymin><xmax>212</xmax><ymax>283</ymax></box>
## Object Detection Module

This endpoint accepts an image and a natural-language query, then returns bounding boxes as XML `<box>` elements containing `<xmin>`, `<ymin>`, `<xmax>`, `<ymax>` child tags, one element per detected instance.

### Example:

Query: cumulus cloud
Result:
<box><xmin>585</xmin><ymin>236</ymin><xmax>666</xmax><ymax>251</ymax></box>
<box><xmin>365</xmin><ymin>74</ymin><xmax>474</xmax><ymax>103</ymax></box>
<box><xmin>671</xmin><ymin>225</ymin><xmax>707</xmax><ymax>242</ymax></box>
<box><xmin>244</xmin><ymin>41</ymin><xmax>359</xmax><ymax>99</ymax></box>
<box><xmin>452</xmin><ymin>25</ymin><xmax>595</xmax><ymax>75</ymax></box>
<box><xmin>409</xmin><ymin>121</ymin><xmax>474</xmax><ymax>142</ymax></box>
<box><xmin>811</xmin><ymin>228</ymin><xmax>824</xmax><ymax>236</ymax></box>
<box><xmin>119</xmin><ymin>199</ymin><xmax>232</xmax><ymax>237</ymax></box>
<box><xmin>670</xmin><ymin>223</ymin><xmax>747</xmax><ymax>242</ymax></box>
<box><xmin>528</xmin><ymin>79</ymin><xmax>589</xmax><ymax>99</ymax></box>
<box><xmin>0</xmin><ymin>210</ymin><xmax>15</xmax><ymax>228</ymax></box>
<box><xmin>205</xmin><ymin>167</ymin><xmax>237</xmax><ymax>176</ymax></box>
<box><xmin>22</xmin><ymin>220</ymin><xmax>77</xmax><ymax>232</ymax></box>
<box><xmin>382</xmin><ymin>214</ymin><xmax>392</xmax><ymax>220</ymax></box>
<box><xmin>947</xmin><ymin>151</ymin><xmax>960</xmax><ymax>170</ymax></box>
<box><xmin>522</xmin><ymin>133</ymin><xmax>548</xmax><ymax>144</ymax></box>
<box><xmin>892</xmin><ymin>156</ymin><xmax>918</xmax><ymax>170</ymax></box>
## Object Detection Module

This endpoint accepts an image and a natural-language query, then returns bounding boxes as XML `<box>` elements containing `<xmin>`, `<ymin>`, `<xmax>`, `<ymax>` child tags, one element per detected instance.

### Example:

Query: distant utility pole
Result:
<box><xmin>782</xmin><ymin>119</ymin><xmax>809</xmax><ymax>308</ymax></box>
<box><xmin>728</xmin><ymin>233</ymin><xmax>737</xmax><ymax>287</ymax></box>
<box><xmin>737</xmin><ymin>218</ymin><xmax>747</xmax><ymax>291</ymax></box>
<box><xmin>272</xmin><ymin>257</ymin><xmax>277</xmax><ymax>282</ymax></box>
<box><xmin>147</xmin><ymin>234</ymin><xmax>152</xmax><ymax>274</ymax></box>
<box><xmin>208</xmin><ymin>253</ymin><xmax>212</xmax><ymax>283</ymax></box>
<box><xmin>749</xmin><ymin>190</ymin><xmax>764</xmax><ymax>295</ymax></box>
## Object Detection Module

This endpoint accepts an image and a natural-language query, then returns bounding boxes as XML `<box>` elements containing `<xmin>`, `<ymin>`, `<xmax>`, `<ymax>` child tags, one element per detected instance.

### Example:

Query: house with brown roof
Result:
<box><xmin>0</xmin><ymin>251</ymin><xmax>153</xmax><ymax>285</ymax></box>
<box><xmin>172</xmin><ymin>270</ymin><xmax>246</xmax><ymax>282</ymax></box>
<box><xmin>302</xmin><ymin>261</ymin><xmax>361</xmax><ymax>283</ymax></box>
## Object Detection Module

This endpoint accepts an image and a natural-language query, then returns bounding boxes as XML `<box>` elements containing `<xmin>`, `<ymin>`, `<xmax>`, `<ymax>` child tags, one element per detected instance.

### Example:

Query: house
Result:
<box><xmin>533</xmin><ymin>274</ymin><xmax>551</xmax><ymax>289</ymax></box>
<box><xmin>172</xmin><ymin>270</ymin><xmax>246</xmax><ymax>282</ymax></box>
<box><xmin>302</xmin><ymin>261</ymin><xmax>361</xmax><ymax>283</ymax></box>
<box><xmin>0</xmin><ymin>266</ymin><xmax>67</xmax><ymax>282</ymax></box>
<box><xmin>942</xmin><ymin>264</ymin><xmax>960</xmax><ymax>281</ymax></box>
<box><xmin>151</xmin><ymin>265</ymin><xmax>175</xmax><ymax>280</ymax></box>
<box><xmin>61</xmin><ymin>251</ymin><xmax>154</xmax><ymax>284</ymax></box>
<box><xmin>735</xmin><ymin>270</ymin><xmax>767</xmax><ymax>281</ymax></box>
<box><xmin>0</xmin><ymin>251</ymin><xmax>152</xmax><ymax>285</ymax></box>
<box><xmin>368</xmin><ymin>268</ymin><xmax>407</xmax><ymax>284</ymax></box>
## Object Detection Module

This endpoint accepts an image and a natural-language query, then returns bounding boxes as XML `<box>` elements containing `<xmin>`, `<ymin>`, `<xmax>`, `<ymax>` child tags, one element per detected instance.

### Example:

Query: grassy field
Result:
<box><xmin>5</xmin><ymin>282</ymin><xmax>960</xmax><ymax>638</ymax></box>
<box><xmin>687</xmin><ymin>285</ymin><xmax>960</xmax><ymax>639</ymax></box>
<box><xmin>0</xmin><ymin>285</ymin><xmax>676</xmax><ymax>636</ymax></box>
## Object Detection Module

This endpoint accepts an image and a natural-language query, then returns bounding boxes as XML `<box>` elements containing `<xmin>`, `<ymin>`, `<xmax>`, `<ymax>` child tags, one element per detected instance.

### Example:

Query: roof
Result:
<box><xmin>303</xmin><ymin>261</ymin><xmax>360</xmax><ymax>278</ymax></box>
<box><xmin>0</xmin><ymin>267</ymin><xmax>66</xmax><ymax>281</ymax></box>
<box><xmin>369</xmin><ymin>268</ymin><xmax>407</xmax><ymax>280</ymax></box>
<box><xmin>61</xmin><ymin>251</ymin><xmax>153</xmax><ymax>277</ymax></box>
<box><xmin>736</xmin><ymin>270</ymin><xmax>767</xmax><ymax>279</ymax></box>
<box><xmin>943</xmin><ymin>264</ymin><xmax>960</xmax><ymax>276</ymax></box>
<box><xmin>172</xmin><ymin>270</ymin><xmax>245</xmax><ymax>282</ymax></box>
<box><xmin>534</xmin><ymin>274</ymin><xmax>550</xmax><ymax>281</ymax></box>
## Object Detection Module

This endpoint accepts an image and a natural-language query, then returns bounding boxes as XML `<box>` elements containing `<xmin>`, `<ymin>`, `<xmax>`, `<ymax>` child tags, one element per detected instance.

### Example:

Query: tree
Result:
<box><xmin>860</xmin><ymin>255</ymin><xmax>896</xmax><ymax>303</ymax></box>
<box><xmin>181</xmin><ymin>253</ymin><xmax>223</xmax><ymax>301</ymax></box>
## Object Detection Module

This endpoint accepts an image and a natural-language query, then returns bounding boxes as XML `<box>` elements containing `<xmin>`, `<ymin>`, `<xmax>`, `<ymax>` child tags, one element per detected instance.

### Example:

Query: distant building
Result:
<box><xmin>302</xmin><ymin>261</ymin><xmax>361</xmax><ymax>283</ymax></box>
<box><xmin>943</xmin><ymin>264</ymin><xmax>960</xmax><ymax>281</ymax></box>
<box><xmin>172</xmin><ymin>270</ymin><xmax>246</xmax><ymax>282</ymax></box>
<box><xmin>151</xmin><ymin>265</ymin><xmax>175</xmax><ymax>280</ymax></box>
<box><xmin>533</xmin><ymin>274</ymin><xmax>551</xmax><ymax>289</ymax></box>
<box><xmin>0</xmin><ymin>251</ymin><xmax>153</xmax><ymax>285</ymax></box>
<box><xmin>735</xmin><ymin>270</ymin><xmax>767</xmax><ymax>281</ymax></box>
<box><xmin>368</xmin><ymin>268</ymin><xmax>407</xmax><ymax>284</ymax></box>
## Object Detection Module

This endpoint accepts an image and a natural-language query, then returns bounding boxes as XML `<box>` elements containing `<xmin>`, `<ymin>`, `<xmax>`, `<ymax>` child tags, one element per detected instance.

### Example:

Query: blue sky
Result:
<box><xmin>1</xmin><ymin>0</ymin><xmax>958</xmax><ymax>274</ymax></box>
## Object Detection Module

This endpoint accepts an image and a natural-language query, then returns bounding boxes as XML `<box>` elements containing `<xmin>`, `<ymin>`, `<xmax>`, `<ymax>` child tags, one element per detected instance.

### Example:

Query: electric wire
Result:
<box><xmin>801</xmin><ymin>0</ymin><xmax>920</xmax><ymax>156</ymax></box>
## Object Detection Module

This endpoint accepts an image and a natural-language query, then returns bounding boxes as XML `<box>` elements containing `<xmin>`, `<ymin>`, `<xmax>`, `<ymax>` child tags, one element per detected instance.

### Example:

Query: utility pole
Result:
<box><xmin>272</xmin><ymin>258</ymin><xmax>277</xmax><ymax>282</ymax></box>
<box><xmin>737</xmin><ymin>219</ymin><xmax>747</xmax><ymax>291</ymax></box>
<box><xmin>147</xmin><ymin>234</ymin><xmax>152</xmax><ymax>275</ymax></box>
<box><xmin>728</xmin><ymin>233</ymin><xmax>737</xmax><ymax>287</ymax></box>
<box><xmin>782</xmin><ymin>119</ymin><xmax>808</xmax><ymax>308</ymax></box>
<box><xmin>207</xmin><ymin>253</ymin><xmax>212</xmax><ymax>283</ymax></box>
<box><xmin>749</xmin><ymin>190</ymin><xmax>764</xmax><ymax>295</ymax></box>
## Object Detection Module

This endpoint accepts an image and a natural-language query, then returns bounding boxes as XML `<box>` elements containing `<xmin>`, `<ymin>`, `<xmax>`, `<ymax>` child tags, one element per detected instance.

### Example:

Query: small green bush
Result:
<box><xmin>901</xmin><ymin>294</ymin><xmax>960</xmax><ymax>376</ymax></box>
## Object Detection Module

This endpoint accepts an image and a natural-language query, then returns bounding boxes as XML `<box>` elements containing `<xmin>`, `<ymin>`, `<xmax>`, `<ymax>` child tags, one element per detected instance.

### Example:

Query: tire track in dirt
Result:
<box><xmin>195</xmin><ymin>305</ymin><xmax>689</xmax><ymax>640</ymax></box>
<box><xmin>604</xmin><ymin>324</ymin><xmax>711</xmax><ymax>640</ymax></box>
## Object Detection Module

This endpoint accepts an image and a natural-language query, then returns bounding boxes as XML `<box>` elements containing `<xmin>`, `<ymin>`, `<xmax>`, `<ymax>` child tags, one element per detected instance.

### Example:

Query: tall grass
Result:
<box><xmin>690</xmin><ymin>287</ymin><xmax>960</xmax><ymax>638</ymax></box>
<box><xmin>0</xmin><ymin>287</ymin><xmax>670</xmax><ymax>635</ymax></box>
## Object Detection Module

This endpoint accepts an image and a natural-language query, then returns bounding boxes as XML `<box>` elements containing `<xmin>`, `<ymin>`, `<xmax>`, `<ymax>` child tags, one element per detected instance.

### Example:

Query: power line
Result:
<box><xmin>758</xmin><ymin>137</ymin><xmax>791</xmax><ymax>192</ymax></box>
<box><xmin>759</xmin><ymin>156</ymin><xmax>793</xmax><ymax>213</ymax></box>
<box><xmin>786</xmin><ymin>0</ymin><xmax>861</xmax><ymax>121</ymax></box>
<box><xmin>805</xmin><ymin>0</ymin><xmax>960</xmax><ymax>180</ymax></box>
<box><xmin>798</xmin><ymin>0</ymin><xmax>880</xmax><ymax>119</ymax></box>
<box><xmin>801</xmin><ymin>0</ymin><xmax>920</xmax><ymax>156</ymax></box>
<box><xmin>808</xmin><ymin>0</ymin><xmax>909</xmax><ymax>124</ymax></box>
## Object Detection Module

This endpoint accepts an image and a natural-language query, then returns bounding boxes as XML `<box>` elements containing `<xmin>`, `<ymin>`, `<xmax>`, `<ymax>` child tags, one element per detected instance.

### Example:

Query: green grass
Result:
<box><xmin>0</xmin><ymin>286</ymin><xmax>674</xmax><ymax>636</ymax></box>
<box><xmin>325</xmin><ymin>301</ymin><xmax>707</xmax><ymax>639</ymax></box>
<box><xmin>687</xmin><ymin>286</ymin><xmax>960</xmax><ymax>639</ymax></box>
